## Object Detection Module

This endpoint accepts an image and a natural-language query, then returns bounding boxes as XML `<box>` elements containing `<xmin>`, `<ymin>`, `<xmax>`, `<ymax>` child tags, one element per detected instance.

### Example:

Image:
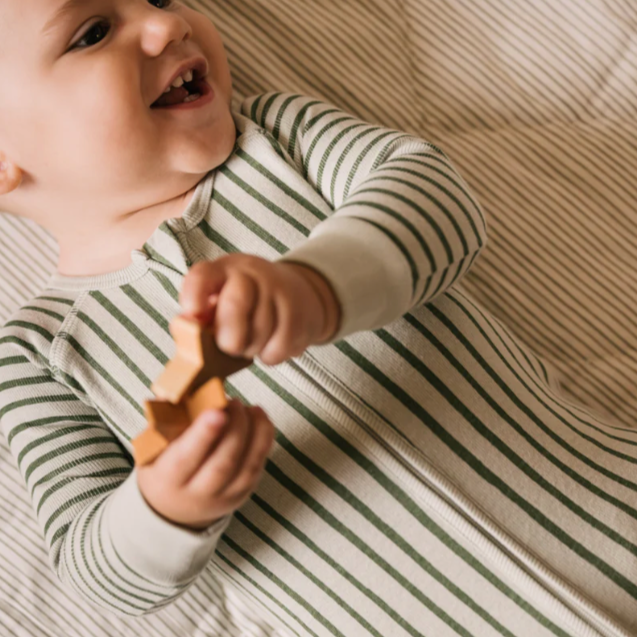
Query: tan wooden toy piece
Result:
<box><xmin>132</xmin><ymin>316</ymin><xmax>252</xmax><ymax>466</ymax></box>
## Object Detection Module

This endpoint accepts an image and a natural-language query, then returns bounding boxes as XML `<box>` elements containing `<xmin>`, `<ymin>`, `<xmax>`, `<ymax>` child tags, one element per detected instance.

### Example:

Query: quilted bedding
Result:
<box><xmin>0</xmin><ymin>1</ymin><xmax>635</xmax><ymax>635</ymax></box>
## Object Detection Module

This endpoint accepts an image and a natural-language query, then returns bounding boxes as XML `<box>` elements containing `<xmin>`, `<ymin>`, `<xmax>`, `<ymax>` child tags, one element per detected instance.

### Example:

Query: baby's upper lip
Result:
<box><xmin>151</xmin><ymin>55</ymin><xmax>209</xmax><ymax>106</ymax></box>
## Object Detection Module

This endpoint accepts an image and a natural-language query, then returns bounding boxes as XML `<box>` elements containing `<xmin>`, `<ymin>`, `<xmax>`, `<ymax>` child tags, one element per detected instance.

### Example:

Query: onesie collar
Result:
<box><xmin>47</xmin><ymin>169</ymin><xmax>215</xmax><ymax>291</ymax></box>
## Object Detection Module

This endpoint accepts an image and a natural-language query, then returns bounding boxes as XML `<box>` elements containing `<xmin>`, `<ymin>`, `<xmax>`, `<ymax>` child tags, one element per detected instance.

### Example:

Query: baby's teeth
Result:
<box><xmin>184</xmin><ymin>70</ymin><xmax>194</xmax><ymax>83</ymax></box>
<box><xmin>183</xmin><ymin>93</ymin><xmax>201</xmax><ymax>103</ymax></box>
<box><xmin>163</xmin><ymin>86</ymin><xmax>171</xmax><ymax>94</ymax></box>
<box><xmin>171</xmin><ymin>75</ymin><xmax>184</xmax><ymax>88</ymax></box>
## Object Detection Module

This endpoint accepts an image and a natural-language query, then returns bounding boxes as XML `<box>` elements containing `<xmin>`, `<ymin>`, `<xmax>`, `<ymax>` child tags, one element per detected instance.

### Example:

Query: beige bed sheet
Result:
<box><xmin>0</xmin><ymin>1</ymin><xmax>635</xmax><ymax>635</ymax></box>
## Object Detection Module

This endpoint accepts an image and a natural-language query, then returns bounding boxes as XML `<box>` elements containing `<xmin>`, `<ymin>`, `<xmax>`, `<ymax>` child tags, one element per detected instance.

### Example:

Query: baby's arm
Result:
<box><xmin>0</xmin><ymin>338</ymin><xmax>231</xmax><ymax>618</ymax></box>
<box><xmin>241</xmin><ymin>92</ymin><xmax>488</xmax><ymax>342</ymax></box>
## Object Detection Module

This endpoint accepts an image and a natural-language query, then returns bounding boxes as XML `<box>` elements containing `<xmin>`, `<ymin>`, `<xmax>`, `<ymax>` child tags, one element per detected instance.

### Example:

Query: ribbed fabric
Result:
<box><xmin>0</xmin><ymin>2</ymin><xmax>635</xmax><ymax>636</ymax></box>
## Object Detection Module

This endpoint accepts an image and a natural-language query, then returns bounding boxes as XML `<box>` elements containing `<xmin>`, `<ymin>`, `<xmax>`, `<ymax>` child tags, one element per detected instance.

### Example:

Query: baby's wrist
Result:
<box><xmin>283</xmin><ymin>262</ymin><xmax>342</xmax><ymax>344</ymax></box>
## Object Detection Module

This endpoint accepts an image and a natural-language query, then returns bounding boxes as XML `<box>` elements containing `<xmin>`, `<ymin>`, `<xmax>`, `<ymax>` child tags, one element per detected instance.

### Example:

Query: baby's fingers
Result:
<box><xmin>224</xmin><ymin>407</ymin><xmax>275</xmax><ymax>502</ymax></box>
<box><xmin>243</xmin><ymin>287</ymin><xmax>275</xmax><ymax>359</ymax></box>
<box><xmin>180</xmin><ymin>261</ymin><xmax>227</xmax><ymax>320</ymax></box>
<box><xmin>215</xmin><ymin>272</ymin><xmax>258</xmax><ymax>356</ymax></box>
<box><xmin>188</xmin><ymin>399</ymin><xmax>250</xmax><ymax>496</ymax></box>
<box><xmin>154</xmin><ymin>409</ymin><xmax>227</xmax><ymax>485</ymax></box>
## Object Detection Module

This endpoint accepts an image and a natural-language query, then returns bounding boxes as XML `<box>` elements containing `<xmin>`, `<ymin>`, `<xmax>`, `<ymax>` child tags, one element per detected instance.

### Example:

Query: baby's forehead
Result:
<box><xmin>2</xmin><ymin>0</ymin><xmax>61</xmax><ymax>28</ymax></box>
<box><xmin>0</xmin><ymin>0</ymin><xmax>62</xmax><ymax>52</ymax></box>
<box><xmin>0</xmin><ymin>0</ymin><xmax>32</xmax><ymax>37</ymax></box>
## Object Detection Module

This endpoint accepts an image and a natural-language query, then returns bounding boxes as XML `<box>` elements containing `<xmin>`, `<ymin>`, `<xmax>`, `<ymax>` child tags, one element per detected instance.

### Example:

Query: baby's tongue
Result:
<box><xmin>154</xmin><ymin>86</ymin><xmax>189</xmax><ymax>107</ymax></box>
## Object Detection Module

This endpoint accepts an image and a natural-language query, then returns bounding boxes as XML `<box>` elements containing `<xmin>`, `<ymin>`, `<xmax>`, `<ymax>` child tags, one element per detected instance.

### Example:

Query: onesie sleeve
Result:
<box><xmin>0</xmin><ymin>336</ymin><xmax>228</xmax><ymax>617</ymax></box>
<box><xmin>241</xmin><ymin>92</ymin><xmax>488</xmax><ymax>342</ymax></box>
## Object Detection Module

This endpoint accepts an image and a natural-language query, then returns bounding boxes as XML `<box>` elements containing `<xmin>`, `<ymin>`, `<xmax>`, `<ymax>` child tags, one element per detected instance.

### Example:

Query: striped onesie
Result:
<box><xmin>0</xmin><ymin>92</ymin><xmax>633</xmax><ymax>637</ymax></box>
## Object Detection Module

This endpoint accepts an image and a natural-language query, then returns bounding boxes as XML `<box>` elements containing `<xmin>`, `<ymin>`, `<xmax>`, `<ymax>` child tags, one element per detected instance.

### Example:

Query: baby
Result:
<box><xmin>4</xmin><ymin>2</ymin><xmax>623</xmax><ymax>637</ymax></box>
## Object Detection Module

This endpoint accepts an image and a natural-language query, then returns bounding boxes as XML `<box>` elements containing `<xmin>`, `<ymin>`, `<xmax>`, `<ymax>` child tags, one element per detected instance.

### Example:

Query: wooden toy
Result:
<box><xmin>132</xmin><ymin>316</ymin><xmax>252</xmax><ymax>467</ymax></box>
<box><xmin>151</xmin><ymin>315</ymin><xmax>252</xmax><ymax>403</ymax></box>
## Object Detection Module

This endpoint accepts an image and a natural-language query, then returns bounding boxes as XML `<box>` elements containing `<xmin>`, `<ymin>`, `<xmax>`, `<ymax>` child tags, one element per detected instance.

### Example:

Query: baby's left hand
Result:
<box><xmin>179</xmin><ymin>254</ymin><xmax>341</xmax><ymax>365</ymax></box>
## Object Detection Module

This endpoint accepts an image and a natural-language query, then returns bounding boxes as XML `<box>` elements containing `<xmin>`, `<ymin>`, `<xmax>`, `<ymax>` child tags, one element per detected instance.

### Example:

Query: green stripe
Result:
<box><xmin>39</xmin><ymin>296</ymin><xmax>75</xmax><ymax>306</ymax></box>
<box><xmin>384</xmin><ymin>160</ymin><xmax>486</xmax><ymax>245</ymax></box>
<box><xmin>303</xmin><ymin>115</ymin><xmax>353</xmax><ymax>181</ymax></box>
<box><xmin>226</xmin><ymin>373</ymin><xmax>565</xmax><ymax>636</ymax></box>
<box><xmin>18</xmin><ymin>424</ymin><xmax>105</xmax><ymax>469</ymax></box>
<box><xmin>19</xmin><ymin>306</ymin><xmax>66</xmax><ymax>322</ymax></box>
<box><xmin>66</xmin><ymin>334</ymin><xmax>144</xmax><ymax>425</ymax></box>
<box><xmin>343</xmin><ymin>133</ymin><xmax>405</xmax><ymax>200</ymax></box>
<box><xmin>315</xmin><ymin>122</ymin><xmax>369</xmax><ymax>198</ymax></box>
<box><xmin>288</xmin><ymin>99</ymin><xmax>328</xmax><ymax>160</ymax></box>
<box><xmin>273</xmin><ymin>94</ymin><xmax>299</xmax><ymax>141</ymax></box>
<box><xmin>199</xmin><ymin>219</ymin><xmax>240</xmax><ymax>255</ymax></box>
<box><xmin>143</xmin><ymin>242</ymin><xmax>179</xmax><ymax>271</ymax></box>
<box><xmin>1</xmin><ymin>394</ymin><xmax>78</xmax><ymax>427</ymax></box>
<box><xmin>217</xmin><ymin>550</ymin><xmax>321</xmax><ymax>637</ymax></box>
<box><xmin>345</xmin><ymin>216</ymin><xmax>419</xmax><ymax>297</ymax></box>
<box><xmin>213</xmin><ymin>190</ymin><xmax>289</xmax><ymax>254</ymax></box>
<box><xmin>232</xmin><ymin>145</ymin><xmax>327</xmax><ymax>221</ymax></box>
<box><xmin>407</xmin><ymin>305</ymin><xmax>637</xmax><ymax>499</ymax></box>
<box><xmin>86</xmin><ymin>504</ymin><xmax>166</xmax><ymax>607</ymax></box>
<box><xmin>249</xmin><ymin>92</ymin><xmax>266</xmax><ymax>124</ymax></box>
<box><xmin>356</xmin><ymin>180</ymin><xmax>458</xmax><ymax>259</ymax></box>
<box><xmin>0</xmin><ymin>374</ymin><xmax>52</xmax><ymax>394</ymax></box>
<box><xmin>24</xmin><ymin>436</ymin><xmax>117</xmax><ymax>483</ymax></box>
<box><xmin>438</xmin><ymin>294</ymin><xmax>637</xmax><ymax>464</ymax></box>
<box><xmin>58</xmin><ymin>371</ymin><xmax>87</xmax><ymax>394</ymax></box>
<box><xmin>91</xmin><ymin>291</ymin><xmax>169</xmax><ymax>364</ymax></box>
<box><xmin>451</xmin><ymin>289</ymin><xmax>637</xmax><ymax>444</ymax></box>
<box><xmin>0</xmin><ymin>355</ymin><xmax>28</xmax><ymax>366</ymax></box>
<box><xmin>76</xmin><ymin>312</ymin><xmax>153</xmax><ymax>390</ymax></box>
<box><xmin>330</xmin><ymin>126</ymin><xmax>382</xmax><ymax>204</ymax></box>
<box><xmin>149</xmin><ymin>270</ymin><xmax>180</xmax><ymax>303</ymax></box>
<box><xmin>45</xmin><ymin>482</ymin><xmax>117</xmax><ymax>537</ymax></box>
<box><xmin>30</xmin><ymin>452</ymin><xmax>128</xmax><ymax>500</ymax></box>
<box><xmin>340</xmin><ymin>329</ymin><xmax>637</xmax><ymax>596</ymax></box>
<box><xmin>340</xmin><ymin>196</ymin><xmax>437</xmax><ymax>273</ymax></box>
<box><xmin>8</xmin><ymin>413</ymin><xmax>100</xmax><ymax>446</ymax></box>
<box><xmin>59</xmin><ymin>502</ymin><xmax>151</xmax><ymax>613</ymax></box>
<box><xmin>235</xmin><ymin>511</ymin><xmax>393</xmax><ymax>637</ymax></box>
<box><xmin>159</xmin><ymin>224</ymin><xmax>192</xmax><ymax>268</ymax></box>
<box><xmin>4</xmin><ymin>320</ymin><xmax>54</xmax><ymax>343</ymax></box>
<box><xmin>259</xmin><ymin>92</ymin><xmax>280</xmax><ymax>129</ymax></box>
<box><xmin>221</xmin><ymin>535</ymin><xmax>346</xmax><ymax>637</ymax></box>
<box><xmin>0</xmin><ymin>336</ymin><xmax>41</xmax><ymax>359</ymax></box>
<box><xmin>251</xmin><ymin>494</ymin><xmax>434</xmax><ymax>637</ymax></box>
<box><xmin>37</xmin><ymin>467</ymin><xmax>128</xmax><ymax>514</ymax></box>
<box><xmin>220</xmin><ymin>161</ymin><xmax>315</xmax><ymax>231</ymax></box>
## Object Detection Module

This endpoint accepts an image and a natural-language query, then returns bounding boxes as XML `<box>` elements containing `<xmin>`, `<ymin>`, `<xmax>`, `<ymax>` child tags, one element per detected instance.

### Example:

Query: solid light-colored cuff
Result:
<box><xmin>106</xmin><ymin>469</ymin><xmax>230</xmax><ymax>585</ymax></box>
<box><xmin>277</xmin><ymin>216</ymin><xmax>413</xmax><ymax>343</ymax></box>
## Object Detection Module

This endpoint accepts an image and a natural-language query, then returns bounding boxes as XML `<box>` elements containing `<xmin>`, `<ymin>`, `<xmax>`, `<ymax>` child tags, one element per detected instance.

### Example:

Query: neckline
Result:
<box><xmin>48</xmin><ymin>171</ymin><xmax>215</xmax><ymax>291</ymax></box>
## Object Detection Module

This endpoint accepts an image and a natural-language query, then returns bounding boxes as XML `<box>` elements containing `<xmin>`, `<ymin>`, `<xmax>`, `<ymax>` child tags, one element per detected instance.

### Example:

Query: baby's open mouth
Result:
<box><xmin>151</xmin><ymin>71</ymin><xmax>207</xmax><ymax>108</ymax></box>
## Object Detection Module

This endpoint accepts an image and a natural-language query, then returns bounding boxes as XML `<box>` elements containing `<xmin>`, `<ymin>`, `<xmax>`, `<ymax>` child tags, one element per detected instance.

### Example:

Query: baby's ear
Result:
<box><xmin>0</xmin><ymin>156</ymin><xmax>23</xmax><ymax>195</ymax></box>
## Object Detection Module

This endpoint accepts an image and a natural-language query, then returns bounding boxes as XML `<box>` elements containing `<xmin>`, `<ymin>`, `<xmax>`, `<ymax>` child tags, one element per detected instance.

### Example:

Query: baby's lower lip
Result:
<box><xmin>152</xmin><ymin>79</ymin><xmax>215</xmax><ymax>111</ymax></box>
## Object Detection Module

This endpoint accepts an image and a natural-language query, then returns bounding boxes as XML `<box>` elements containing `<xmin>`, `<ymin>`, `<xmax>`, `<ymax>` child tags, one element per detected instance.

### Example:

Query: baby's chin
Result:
<box><xmin>165</xmin><ymin>112</ymin><xmax>237</xmax><ymax>174</ymax></box>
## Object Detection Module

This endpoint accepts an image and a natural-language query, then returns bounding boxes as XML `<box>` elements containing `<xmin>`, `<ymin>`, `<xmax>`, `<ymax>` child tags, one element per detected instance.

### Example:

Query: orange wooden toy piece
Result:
<box><xmin>132</xmin><ymin>316</ymin><xmax>252</xmax><ymax>467</ymax></box>
<box><xmin>151</xmin><ymin>315</ymin><xmax>253</xmax><ymax>403</ymax></box>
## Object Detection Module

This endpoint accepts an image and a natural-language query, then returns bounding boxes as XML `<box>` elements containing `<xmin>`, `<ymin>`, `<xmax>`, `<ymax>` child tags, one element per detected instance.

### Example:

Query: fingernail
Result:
<box><xmin>202</xmin><ymin>410</ymin><xmax>226</xmax><ymax>427</ymax></box>
<box><xmin>0</xmin><ymin>162</ymin><xmax>7</xmax><ymax>172</ymax></box>
<box><xmin>181</xmin><ymin>299</ymin><xmax>197</xmax><ymax>313</ymax></box>
<box><xmin>217</xmin><ymin>328</ymin><xmax>233</xmax><ymax>351</ymax></box>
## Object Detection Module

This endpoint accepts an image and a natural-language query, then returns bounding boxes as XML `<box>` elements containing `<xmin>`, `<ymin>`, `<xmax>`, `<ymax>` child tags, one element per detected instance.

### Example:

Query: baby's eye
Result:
<box><xmin>68</xmin><ymin>0</ymin><xmax>175</xmax><ymax>52</ymax></box>
<box><xmin>70</xmin><ymin>20</ymin><xmax>111</xmax><ymax>51</ymax></box>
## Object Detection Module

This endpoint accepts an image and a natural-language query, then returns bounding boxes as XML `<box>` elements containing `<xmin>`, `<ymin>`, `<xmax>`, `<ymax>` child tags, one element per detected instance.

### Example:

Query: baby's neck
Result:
<box><xmin>55</xmin><ymin>186</ymin><xmax>198</xmax><ymax>278</ymax></box>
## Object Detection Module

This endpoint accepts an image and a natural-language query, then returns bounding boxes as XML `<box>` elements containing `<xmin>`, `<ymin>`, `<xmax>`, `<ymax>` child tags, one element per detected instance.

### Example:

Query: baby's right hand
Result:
<box><xmin>136</xmin><ymin>399</ymin><xmax>275</xmax><ymax>530</ymax></box>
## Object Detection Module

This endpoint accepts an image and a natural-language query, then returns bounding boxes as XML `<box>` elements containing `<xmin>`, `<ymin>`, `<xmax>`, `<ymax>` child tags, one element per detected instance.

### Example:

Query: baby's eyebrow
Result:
<box><xmin>42</xmin><ymin>0</ymin><xmax>94</xmax><ymax>37</ymax></box>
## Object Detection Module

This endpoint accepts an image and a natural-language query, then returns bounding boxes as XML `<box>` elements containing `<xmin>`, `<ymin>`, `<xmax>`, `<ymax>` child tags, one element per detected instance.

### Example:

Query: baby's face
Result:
<box><xmin>0</xmin><ymin>0</ymin><xmax>235</xmax><ymax>221</ymax></box>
